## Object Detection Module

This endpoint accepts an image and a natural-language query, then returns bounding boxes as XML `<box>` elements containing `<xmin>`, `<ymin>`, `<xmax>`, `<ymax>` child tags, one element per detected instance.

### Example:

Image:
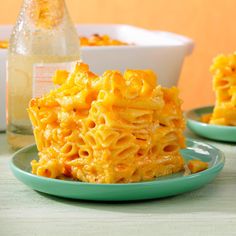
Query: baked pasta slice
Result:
<box><xmin>28</xmin><ymin>62</ymin><xmax>185</xmax><ymax>183</ymax></box>
<box><xmin>210</xmin><ymin>52</ymin><xmax>236</xmax><ymax>126</ymax></box>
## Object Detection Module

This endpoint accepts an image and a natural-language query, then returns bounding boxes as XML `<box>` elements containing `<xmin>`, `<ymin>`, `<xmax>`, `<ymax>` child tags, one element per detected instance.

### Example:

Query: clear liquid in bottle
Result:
<box><xmin>7</xmin><ymin>0</ymin><xmax>80</xmax><ymax>149</ymax></box>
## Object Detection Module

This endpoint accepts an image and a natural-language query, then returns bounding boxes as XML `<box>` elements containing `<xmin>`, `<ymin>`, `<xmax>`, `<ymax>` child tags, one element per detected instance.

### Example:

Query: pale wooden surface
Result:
<box><xmin>0</xmin><ymin>131</ymin><xmax>236</xmax><ymax>236</ymax></box>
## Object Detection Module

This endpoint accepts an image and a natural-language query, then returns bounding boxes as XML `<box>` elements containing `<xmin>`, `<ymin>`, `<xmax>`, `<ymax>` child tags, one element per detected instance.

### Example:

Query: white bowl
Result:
<box><xmin>0</xmin><ymin>24</ymin><xmax>194</xmax><ymax>131</ymax></box>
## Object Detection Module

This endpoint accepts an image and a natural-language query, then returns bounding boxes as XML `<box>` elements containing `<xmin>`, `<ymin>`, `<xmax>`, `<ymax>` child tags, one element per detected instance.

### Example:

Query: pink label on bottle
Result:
<box><xmin>33</xmin><ymin>61</ymin><xmax>76</xmax><ymax>97</ymax></box>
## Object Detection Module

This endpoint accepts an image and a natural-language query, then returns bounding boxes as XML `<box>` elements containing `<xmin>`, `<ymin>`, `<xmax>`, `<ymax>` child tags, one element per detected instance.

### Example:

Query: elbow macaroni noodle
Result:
<box><xmin>209</xmin><ymin>52</ymin><xmax>236</xmax><ymax>126</ymax></box>
<box><xmin>28</xmin><ymin>62</ymin><xmax>185</xmax><ymax>183</ymax></box>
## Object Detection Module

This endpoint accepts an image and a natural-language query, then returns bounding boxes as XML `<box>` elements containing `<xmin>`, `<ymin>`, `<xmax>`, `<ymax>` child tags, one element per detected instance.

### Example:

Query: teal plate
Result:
<box><xmin>10</xmin><ymin>139</ymin><xmax>224</xmax><ymax>201</ymax></box>
<box><xmin>186</xmin><ymin>106</ymin><xmax>236</xmax><ymax>142</ymax></box>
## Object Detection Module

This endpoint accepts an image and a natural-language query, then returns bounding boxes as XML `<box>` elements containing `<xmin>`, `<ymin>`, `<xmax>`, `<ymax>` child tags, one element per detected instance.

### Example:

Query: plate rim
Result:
<box><xmin>10</xmin><ymin>138</ymin><xmax>225</xmax><ymax>187</ymax></box>
<box><xmin>186</xmin><ymin>105</ymin><xmax>236</xmax><ymax>130</ymax></box>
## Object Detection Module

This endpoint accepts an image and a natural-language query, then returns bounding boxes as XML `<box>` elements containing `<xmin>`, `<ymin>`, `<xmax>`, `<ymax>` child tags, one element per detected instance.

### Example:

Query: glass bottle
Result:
<box><xmin>7</xmin><ymin>0</ymin><xmax>80</xmax><ymax>149</ymax></box>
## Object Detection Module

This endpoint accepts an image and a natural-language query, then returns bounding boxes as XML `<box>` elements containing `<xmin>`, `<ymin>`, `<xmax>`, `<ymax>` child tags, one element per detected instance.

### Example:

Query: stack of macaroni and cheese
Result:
<box><xmin>209</xmin><ymin>53</ymin><xmax>236</xmax><ymax>126</ymax></box>
<box><xmin>28</xmin><ymin>62</ymin><xmax>185</xmax><ymax>183</ymax></box>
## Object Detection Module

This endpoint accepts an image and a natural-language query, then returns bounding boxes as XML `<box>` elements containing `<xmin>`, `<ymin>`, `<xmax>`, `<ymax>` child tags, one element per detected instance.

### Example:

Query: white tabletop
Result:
<box><xmin>0</xmin><ymin>131</ymin><xmax>236</xmax><ymax>236</ymax></box>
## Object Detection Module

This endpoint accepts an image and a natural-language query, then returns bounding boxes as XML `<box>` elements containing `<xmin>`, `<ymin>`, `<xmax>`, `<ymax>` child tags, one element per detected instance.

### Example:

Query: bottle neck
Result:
<box><xmin>9</xmin><ymin>0</ymin><xmax>80</xmax><ymax>56</ymax></box>
<box><xmin>23</xmin><ymin>0</ymin><xmax>67</xmax><ymax>29</ymax></box>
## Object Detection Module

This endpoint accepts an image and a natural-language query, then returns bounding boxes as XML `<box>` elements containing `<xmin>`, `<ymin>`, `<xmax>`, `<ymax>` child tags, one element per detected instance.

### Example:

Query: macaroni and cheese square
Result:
<box><xmin>28</xmin><ymin>62</ymin><xmax>185</xmax><ymax>183</ymax></box>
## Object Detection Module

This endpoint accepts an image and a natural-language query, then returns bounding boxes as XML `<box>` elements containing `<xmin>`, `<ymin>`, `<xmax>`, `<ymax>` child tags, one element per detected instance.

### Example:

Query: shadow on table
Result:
<box><xmin>36</xmin><ymin>178</ymin><xmax>235</xmax><ymax>215</ymax></box>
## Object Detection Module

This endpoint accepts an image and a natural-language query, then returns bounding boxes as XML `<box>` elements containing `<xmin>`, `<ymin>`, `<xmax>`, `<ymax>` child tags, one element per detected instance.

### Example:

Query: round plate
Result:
<box><xmin>186</xmin><ymin>106</ymin><xmax>236</xmax><ymax>142</ymax></box>
<box><xmin>10</xmin><ymin>139</ymin><xmax>224</xmax><ymax>201</ymax></box>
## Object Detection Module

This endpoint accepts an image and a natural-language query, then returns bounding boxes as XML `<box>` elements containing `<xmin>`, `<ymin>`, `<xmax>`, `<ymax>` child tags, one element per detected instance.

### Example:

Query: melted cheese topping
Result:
<box><xmin>28</xmin><ymin>62</ymin><xmax>185</xmax><ymax>183</ymax></box>
<box><xmin>80</xmin><ymin>34</ymin><xmax>129</xmax><ymax>46</ymax></box>
<box><xmin>0</xmin><ymin>35</ymin><xmax>129</xmax><ymax>49</ymax></box>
